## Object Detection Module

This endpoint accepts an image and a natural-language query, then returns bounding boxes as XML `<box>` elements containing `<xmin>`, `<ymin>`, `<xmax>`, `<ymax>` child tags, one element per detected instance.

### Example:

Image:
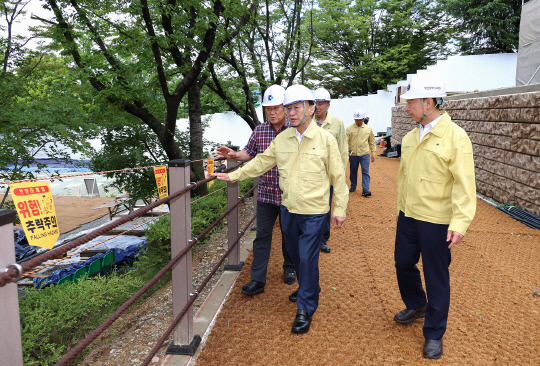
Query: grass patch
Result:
<box><xmin>20</xmin><ymin>273</ymin><xmax>145</xmax><ymax>365</ymax></box>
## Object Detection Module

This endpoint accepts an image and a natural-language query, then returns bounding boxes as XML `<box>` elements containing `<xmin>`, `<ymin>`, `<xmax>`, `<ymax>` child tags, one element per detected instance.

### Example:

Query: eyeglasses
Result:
<box><xmin>284</xmin><ymin>103</ymin><xmax>305</xmax><ymax>114</ymax></box>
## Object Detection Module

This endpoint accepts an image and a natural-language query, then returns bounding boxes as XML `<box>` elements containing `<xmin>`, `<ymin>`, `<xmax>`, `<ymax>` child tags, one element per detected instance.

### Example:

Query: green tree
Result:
<box><xmin>206</xmin><ymin>0</ymin><xmax>311</xmax><ymax>129</ymax></box>
<box><xmin>1</xmin><ymin>1</ymin><xmax>99</xmax><ymax>211</ymax></box>
<box><xmin>88</xmin><ymin>112</ymin><xmax>166</xmax><ymax>202</ymax></box>
<box><xmin>0</xmin><ymin>54</ymin><xmax>98</xmax><ymax>207</ymax></box>
<box><xmin>1</xmin><ymin>0</ymin><xmax>31</xmax><ymax>72</ymax></box>
<box><xmin>88</xmin><ymin>99</ymin><xmax>219</xmax><ymax>201</ymax></box>
<box><xmin>38</xmin><ymin>0</ymin><xmax>256</xmax><ymax>197</ymax></box>
<box><xmin>305</xmin><ymin>0</ymin><xmax>455</xmax><ymax>97</ymax></box>
<box><xmin>440</xmin><ymin>0</ymin><xmax>521</xmax><ymax>54</ymax></box>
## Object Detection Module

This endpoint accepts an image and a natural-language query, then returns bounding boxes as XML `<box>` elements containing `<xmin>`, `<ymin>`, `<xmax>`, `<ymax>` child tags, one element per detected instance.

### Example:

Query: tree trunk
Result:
<box><xmin>188</xmin><ymin>84</ymin><xmax>208</xmax><ymax>197</ymax></box>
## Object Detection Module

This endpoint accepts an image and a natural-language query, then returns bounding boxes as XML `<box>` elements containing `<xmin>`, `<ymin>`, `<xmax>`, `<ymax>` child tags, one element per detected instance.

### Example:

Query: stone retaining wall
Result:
<box><xmin>391</xmin><ymin>90</ymin><xmax>540</xmax><ymax>216</ymax></box>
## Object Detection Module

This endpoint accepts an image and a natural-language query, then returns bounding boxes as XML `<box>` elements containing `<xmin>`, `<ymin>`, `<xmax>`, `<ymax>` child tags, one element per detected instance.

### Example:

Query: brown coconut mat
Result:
<box><xmin>194</xmin><ymin>150</ymin><xmax>539</xmax><ymax>365</ymax></box>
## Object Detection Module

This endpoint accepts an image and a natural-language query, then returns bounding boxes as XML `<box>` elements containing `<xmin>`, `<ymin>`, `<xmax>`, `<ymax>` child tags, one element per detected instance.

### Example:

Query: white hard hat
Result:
<box><xmin>283</xmin><ymin>85</ymin><xmax>315</xmax><ymax>106</ymax></box>
<box><xmin>400</xmin><ymin>73</ymin><xmax>447</xmax><ymax>99</ymax></box>
<box><xmin>353</xmin><ymin>109</ymin><xmax>365</xmax><ymax>119</ymax></box>
<box><xmin>313</xmin><ymin>87</ymin><xmax>331</xmax><ymax>102</ymax></box>
<box><xmin>262</xmin><ymin>84</ymin><xmax>286</xmax><ymax>106</ymax></box>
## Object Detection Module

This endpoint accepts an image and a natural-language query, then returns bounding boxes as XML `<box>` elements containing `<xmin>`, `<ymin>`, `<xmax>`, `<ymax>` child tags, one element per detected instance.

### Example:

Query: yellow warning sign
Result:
<box><xmin>207</xmin><ymin>159</ymin><xmax>215</xmax><ymax>188</ymax></box>
<box><xmin>10</xmin><ymin>181</ymin><xmax>59</xmax><ymax>249</ymax></box>
<box><xmin>154</xmin><ymin>165</ymin><xmax>169</xmax><ymax>200</ymax></box>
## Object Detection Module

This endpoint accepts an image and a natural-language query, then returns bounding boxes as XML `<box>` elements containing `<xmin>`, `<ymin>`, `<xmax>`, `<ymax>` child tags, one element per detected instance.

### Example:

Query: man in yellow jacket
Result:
<box><xmin>312</xmin><ymin>87</ymin><xmax>348</xmax><ymax>254</ymax></box>
<box><xmin>393</xmin><ymin>73</ymin><xmax>476</xmax><ymax>360</ymax></box>
<box><xmin>346</xmin><ymin>109</ymin><xmax>376</xmax><ymax>196</ymax></box>
<box><xmin>212</xmin><ymin>85</ymin><xmax>349</xmax><ymax>335</ymax></box>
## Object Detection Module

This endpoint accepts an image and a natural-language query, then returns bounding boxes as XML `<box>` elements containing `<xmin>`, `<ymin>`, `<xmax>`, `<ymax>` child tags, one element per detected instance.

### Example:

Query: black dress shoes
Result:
<box><xmin>362</xmin><ymin>190</ymin><xmax>372</xmax><ymax>197</ymax></box>
<box><xmin>394</xmin><ymin>307</ymin><xmax>426</xmax><ymax>324</ymax></box>
<box><xmin>284</xmin><ymin>271</ymin><xmax>296</xmax><ymax>285</ymax></box>
<box><xmin>241</xmin><ymin>280</ymin><xmax>264</xmax><ymax>296</ymax></box>
<box><xmin>292</xmin><ymin>309</ymin><xmax>312</xmax><ymax>334</ymax></box>
<box><xmin>320</xmin><ymin>242</ymin><xmax>331</xmax><ymax>253</ymax></box>
<box><xmin>423</xmin><ymin>338</ymin><xmax>443</xmax><ymax>359</ymax></box>
<box><xmin>289</xmin><ymin>289</ymin><xmax>298</xmax><ymax>302</ymax></box>
<box><xmin>349</xmin><ymin>188</ymin><xmax>356</xmax><ymax>193</ymax></box>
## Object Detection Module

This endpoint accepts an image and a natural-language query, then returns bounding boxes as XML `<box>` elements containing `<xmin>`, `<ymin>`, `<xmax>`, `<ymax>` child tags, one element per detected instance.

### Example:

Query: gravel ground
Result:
<box><xmin>77</xmin><ymin>196</ymin><xmax>254</xmax><ymax>366</ymax></box>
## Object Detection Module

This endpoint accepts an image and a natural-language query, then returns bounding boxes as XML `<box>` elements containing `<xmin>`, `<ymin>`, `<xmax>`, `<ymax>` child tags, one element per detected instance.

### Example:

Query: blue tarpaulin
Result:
<box><xmin>14</xmin><ymin>228</ymin><xmax>37</xmax><ymax>261</ymax></box>
<box><xmin>33</xmin><ymin>240</ymin><xmax>148</xmax><ymax>289</ymax></box>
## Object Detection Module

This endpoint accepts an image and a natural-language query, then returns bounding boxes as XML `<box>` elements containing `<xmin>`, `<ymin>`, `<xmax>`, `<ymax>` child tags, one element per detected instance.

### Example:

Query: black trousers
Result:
<box><xmin>251</xmin><ymin>200</ymin><xmax>294</xmax><ymax>284</ymax></box>
<box><xmin>394</xmin><ymin>211</ymin><xmax>451</xmax><ymax>340</ymax></box>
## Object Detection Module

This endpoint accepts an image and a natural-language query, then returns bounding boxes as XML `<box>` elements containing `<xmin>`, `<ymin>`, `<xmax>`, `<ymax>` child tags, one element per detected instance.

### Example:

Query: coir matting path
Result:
<box><xmin>195</xmin><ymin>150</ymin><xmax>539</xmax><ymax>365</ymax></box>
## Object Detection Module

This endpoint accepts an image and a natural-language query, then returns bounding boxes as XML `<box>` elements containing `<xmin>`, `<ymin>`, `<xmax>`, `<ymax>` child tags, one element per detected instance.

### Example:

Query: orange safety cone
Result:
<box><xmin>379</xmin><ymin>138</ymin><xmax>387</xmax><ymax>148</ymax></box>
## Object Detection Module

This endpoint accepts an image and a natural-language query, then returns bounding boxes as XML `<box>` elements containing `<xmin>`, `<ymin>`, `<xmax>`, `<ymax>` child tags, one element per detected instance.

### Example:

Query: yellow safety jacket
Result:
<box><xmin>346</xmin><ymin>123</ymin><xmax>376</xmax><ymax>156</ymax></box>
<box><xmin>229</xmin><ymin>122</ymin><xmax>349</xmax><ymax>217</ymax></box>
<box><xmin>396</xmin><ymin>112</ymin><xmax>476</xmax><ymax>235</ymax></box>
<box><xmin>313</xmin><ymin>113</ymin><xmax>348</xmax><ymax>169</ymax></box>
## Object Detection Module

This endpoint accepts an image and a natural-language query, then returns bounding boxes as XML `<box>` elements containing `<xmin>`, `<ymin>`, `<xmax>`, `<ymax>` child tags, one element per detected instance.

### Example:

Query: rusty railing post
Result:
<box><xmin>166</xmin><ymin>160</ymin><xmax>200</xmax><ymax>355</ymax></box>
<box><xmin>224</xmin><ymin>146</ymin><xmax>244</xmax><ymax>271</ymax></box>
<box><xmin>0</xmin><ymin>209</ymin><xmax>24</xmax><ymax>366</ymax></box>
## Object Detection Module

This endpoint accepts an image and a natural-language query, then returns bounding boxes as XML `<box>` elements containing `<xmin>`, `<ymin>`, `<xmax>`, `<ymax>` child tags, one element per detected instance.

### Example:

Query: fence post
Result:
<box><xmin>224</xmin><ymin>146</ymin><xmax>244</xmax><ymax>271</ymax></box>
<box><xmin>0</xmin><ymin>210</ymin><xmax>24</xmax><ymax>366</ymax></box>
<box><xmin>166</xmin><ymin>160</ymin><xmax>200</xmax><ymax>355</ymax></box>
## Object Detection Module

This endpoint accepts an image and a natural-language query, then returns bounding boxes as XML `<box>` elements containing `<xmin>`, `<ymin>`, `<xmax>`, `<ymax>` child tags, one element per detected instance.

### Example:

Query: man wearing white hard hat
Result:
<box><xmin>312</xmin><ymin>87</ymin><xmax>348</xmax><ymax>254</ymax></box>
<box><xmin>212</xmin><ymin>84</ymin><xmax>348</xmax><ymax>334</ymax></box>
<box><xmin>346</xmin><ymin>109</ymin><xmax>376</xmax><ymax>196</ymax></box>
<box><xmin>216</xmin><ymin>85</ymin><xmax>296</xmax><ymax>297</ymax></box>
<box><xmin>394</xmin><ymin>73</ymin><xmax>476</xmax><ymax>359</ymax></box>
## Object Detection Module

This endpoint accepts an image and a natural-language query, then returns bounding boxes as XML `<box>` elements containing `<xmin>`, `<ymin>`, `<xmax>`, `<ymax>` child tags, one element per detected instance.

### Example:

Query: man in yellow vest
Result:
<box><xmin>393</xmin><ymin>73</ymin><xmax>476</xmax><ymax>359</ymax></box>
<box><xmin>216</xmin><ymin>85</ymin><xmax>296</xmax><ymax>297</ymax></box>
<box><xmin>212</xmin><ymin>85</ymin><xmax>348</xmax><ymax>334</ymax></box>
<box><xmin>312</xmin><ymin>87</ymin><xmax>348</xmax><ymax>254</ymax></box>
<box><xmin>346</xmin><ymin>109</ymin><xmax>376</xmax><ymax>196</ymax></box>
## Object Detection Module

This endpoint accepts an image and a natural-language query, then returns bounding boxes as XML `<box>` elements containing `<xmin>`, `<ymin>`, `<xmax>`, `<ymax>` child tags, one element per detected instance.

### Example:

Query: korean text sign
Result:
<box><xmin>10</xmin><ymin>181</ymin><xmax>59</xmax><ymax>249</ymax></box>
<box><xmin>154</xmin><ymin>166</ymin><xmax>169</xmax><ymax>200</ymax></box>
<box><xmin>207</xmin><ymin>159</ymin><xmax>215</xmax><ymax>187</ymax></box>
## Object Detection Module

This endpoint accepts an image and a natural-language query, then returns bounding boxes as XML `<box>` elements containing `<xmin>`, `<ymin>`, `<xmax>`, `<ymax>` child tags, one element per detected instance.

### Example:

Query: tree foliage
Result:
<box><xmin>1</xmin><ymin>0</ymin><xmax>32</xmax><ymax>72</ymax></box>
<box><xmin>305</xmin><ymin>0</ymin><xmax>455</xmax><ymax>97</ymax></box>
<box><xmin>440</xmin><ymin>0</ymin><xmax>521</xmax><ymax>54</ymax></box>
<box><xmin>38</xmin><ymin>0</ymin><xmax>256</xmax><ymax>190</ymax></box>
<box><xmin>0</xmin><ymin>54</ymin><xmax>98</xmax><ymax>186</ymax></box>
<box><xmin>89</xmin><ymin>108</ymin><xmax>219</xmax><ymax>201</ymax></box>
<box><xmin>1</xmin><ymin>1</ymin><xmax>93</xmax><ymax>185</ymax></box>
<box><xmin>1</xmin><ymin>1</ymin><xmax>99</xmax><ymax>209</ymax></box>
<box><xmin>206</xmin><ymin>0</ymin><xmax>312</xmax><ymax>129</ymax></box>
